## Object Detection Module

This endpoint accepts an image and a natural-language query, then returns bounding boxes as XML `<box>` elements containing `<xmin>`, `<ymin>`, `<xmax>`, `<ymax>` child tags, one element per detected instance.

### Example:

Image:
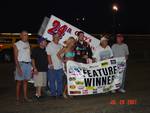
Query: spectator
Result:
<box><xmin>31</xmin><ymin>36</ymin><xmax>48</xmax><ymax>100</ymax></box>
<box><xmin>112</xmin><ymin>34</ymin><xmax>129</xmax><ymax>93</ymax></box>
<box><xmin>46</xmin><ymin>33</ymin><xmax>64</xmax><ymax>98</ymax></box>
<box><xmin>13</xmin><ymin>30</ymin><xmax>32</xmax><ymax>104</ymax></box>
<box><xmin>74</xmin><ymin>31</ymin><xmax>92</xmax><ymax>63</ymax></box>
<box><xmin>93</xmin><ymin>36</ymin><xmax>113</xmax><ymax>62</ymax></box>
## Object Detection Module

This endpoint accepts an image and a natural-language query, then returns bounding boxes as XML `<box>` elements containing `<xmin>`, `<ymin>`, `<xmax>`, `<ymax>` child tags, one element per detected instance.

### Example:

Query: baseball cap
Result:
<box><xmin>37</xmin><ymin>36</ymin><xmax>46</xmax><ymax>44</ymax></box>
<box><xmin>100</xmin><ymin>37</ymin><xmax>108</xmax><ymax>42</ymax></box>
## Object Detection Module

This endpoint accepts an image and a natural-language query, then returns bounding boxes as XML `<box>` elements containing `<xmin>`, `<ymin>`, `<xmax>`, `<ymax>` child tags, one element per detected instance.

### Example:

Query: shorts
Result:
<box><xmin>34</xmin><ymin>72</ymin><xmax>47</xmax><ymax>87</ymax></box>
<box><xmin>15</xmin><ymin>62</ymin><xmax>32</xmax><ymax>81</ymax></box>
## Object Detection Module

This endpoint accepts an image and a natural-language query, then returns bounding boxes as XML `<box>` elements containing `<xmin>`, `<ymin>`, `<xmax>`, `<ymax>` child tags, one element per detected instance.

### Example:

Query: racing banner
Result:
<box><xmin>67</xmin><ymin>57</ymin><xmax>126</xmax><ymax>95</ymax></box>
<box><xmin>42</xmin><ymin>15</ymin><xmax>100</xmax><ymax>50</ymax></box>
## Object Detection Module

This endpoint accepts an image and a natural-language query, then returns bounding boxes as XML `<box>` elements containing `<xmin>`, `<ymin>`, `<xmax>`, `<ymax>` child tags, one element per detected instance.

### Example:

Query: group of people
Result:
<box><xmin>13</xmin><ymin>30</ymin><xmax>129</xmax><ymax>104</ymax></box>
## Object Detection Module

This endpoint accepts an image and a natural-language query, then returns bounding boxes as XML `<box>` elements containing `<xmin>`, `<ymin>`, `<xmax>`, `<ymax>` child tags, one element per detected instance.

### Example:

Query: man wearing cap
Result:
<box><xmin>93</xmin><ymin>36</ymin><xmax>113</xmax><ymax>62</ymax></box>
<box><xmin>31</xmin><ymin>36</ymin><xmax>48</xmax><ymax>99</ymax></box>
<box><xmin>112</xmin><ymin>34</ymin><xmax>129</xmax><ymax>93</ymax></box>
<box><xmin>46</xmin><ymin>33</ymin><xmax>64</xmax><ymax>98</ymax></box>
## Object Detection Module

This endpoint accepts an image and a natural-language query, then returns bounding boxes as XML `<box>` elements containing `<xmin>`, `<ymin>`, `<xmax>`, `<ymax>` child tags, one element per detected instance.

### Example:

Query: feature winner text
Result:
<box><xmin>82</xmin><ymin>66</ymin><xmax>117</xmax><ymax>87</ymax></box>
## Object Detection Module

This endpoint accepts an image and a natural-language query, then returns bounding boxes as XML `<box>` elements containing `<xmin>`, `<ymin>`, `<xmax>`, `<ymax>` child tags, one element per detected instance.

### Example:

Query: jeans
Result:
<box><xmin>47</xmin><ymin>68</ymin><xmax>63</xmax><ymax>96</ymax></box>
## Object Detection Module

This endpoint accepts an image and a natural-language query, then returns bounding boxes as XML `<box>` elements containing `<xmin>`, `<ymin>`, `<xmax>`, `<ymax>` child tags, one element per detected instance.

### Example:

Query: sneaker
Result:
<box><xmin>119</xmin><ymin>89</ymin><xmax>126</xmax><ymax>93</ymax></box>
<box><xmin>63</xmin><ymin>93</ymin><xmax>68</xmax><ymax>99</ymax></box>
<box><xmin>33</xmin><ymin>95</ymin><xmax>40</xmax><ymax>101</ymax></box>
<box><xmin>45</xmin><ymin>90</ymin><xmax>51</xmax><ymax>96</ymax></box>
<box><xmin>23</xmin><ymin>97</ymin><xmax>32</xmax><ymax>102</ymax></box>
<box><xmin>111</xmin><ymin>90</ymin><xmax>116</xmax><ymax>93</ymax></box>
<box><xmin>28</xmin><ymin>79</ymin><xmax>34</xmax><ymax>84</ymax></box>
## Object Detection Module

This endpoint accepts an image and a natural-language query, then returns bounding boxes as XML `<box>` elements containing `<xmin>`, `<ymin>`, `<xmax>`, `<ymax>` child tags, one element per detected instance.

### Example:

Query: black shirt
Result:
<box><xmin>31</xmin><ymin>47</ymin><xmax>48</xmax><ymax>72</ymax></box>
<box><xmin>74</xmin><ymin>41</ymin><xmax>92</xmax><ymax>63</ymax></box>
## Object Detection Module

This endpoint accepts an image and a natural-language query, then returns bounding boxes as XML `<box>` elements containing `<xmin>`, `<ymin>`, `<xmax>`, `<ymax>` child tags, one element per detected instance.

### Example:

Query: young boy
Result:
<box><xmin>31</xmin><ymin>36</ymin><xmax>48</xmax><ymax>99</ymax></box>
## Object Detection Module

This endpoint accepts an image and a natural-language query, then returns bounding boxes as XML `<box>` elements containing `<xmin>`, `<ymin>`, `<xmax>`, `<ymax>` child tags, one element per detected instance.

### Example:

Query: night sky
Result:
<box><xmin>0</xmin><ymin>0</ymin><xmax>150</xmax><ymax>34</ymax></box>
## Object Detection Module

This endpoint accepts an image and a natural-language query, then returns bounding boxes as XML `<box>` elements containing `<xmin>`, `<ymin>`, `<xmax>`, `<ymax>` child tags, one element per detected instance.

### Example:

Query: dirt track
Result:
<box><xmin>0</xmin><ymin>61</ymin><xmax>150</xmax><ymax>113</ymax></box>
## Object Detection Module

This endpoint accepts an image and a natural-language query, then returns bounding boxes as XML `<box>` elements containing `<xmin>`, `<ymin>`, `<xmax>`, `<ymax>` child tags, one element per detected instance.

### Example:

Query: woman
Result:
<box><xmin>57</xmin><ymin>37</ymin><xmax>76</xmax><ymax>99</ymax></box>
<box><xmin>93</xmin><ymin>36</ymin><xmax>113</xmax><ymax>62</ymax></box>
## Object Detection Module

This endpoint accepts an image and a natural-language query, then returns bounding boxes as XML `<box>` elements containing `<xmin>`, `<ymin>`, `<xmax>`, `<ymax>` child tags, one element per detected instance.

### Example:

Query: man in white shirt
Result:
<box><xmin>93</xmin><ymin>37</ymin><xmax>113</xmax><ymax>62</ymax></box>
<box><xmin>46</xmin><ymin>33</ymin><xmax>64</xmax><ymax>98</ymax></box>
<box><xmin>13</xmin><ymin>30</ymin><xmax>32</xmax><ymax>104</ymax></box>
<box><xmin>112</xmin><ymin>34</ymin><xmax>129</xmax><ymax>93</ymax></box>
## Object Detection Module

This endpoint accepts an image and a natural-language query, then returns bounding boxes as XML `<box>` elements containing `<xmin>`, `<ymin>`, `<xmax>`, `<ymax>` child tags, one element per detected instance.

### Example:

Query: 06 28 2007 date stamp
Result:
<box><xmin>110</xmin><ymin>99</ymin><xmax>137</xmax><ymax>105</ymax></box>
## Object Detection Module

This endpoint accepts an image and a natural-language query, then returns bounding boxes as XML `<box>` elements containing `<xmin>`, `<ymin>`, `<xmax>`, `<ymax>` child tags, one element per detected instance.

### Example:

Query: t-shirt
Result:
<box><xmin>15</xmin><ymin>40</ymin><xmax>31</xmax><ymax>62</ymax></box>
<box><xmin>112</xmin><ymin>43</ymin><xmax>129</xmax><ymax>57</ymax></box>
<box><xmin>74</xmin><ymin>41</ymin><xmax>92</xmax><ymax>63</ymax></box>
<box><xmin>93</xmin><ymin>45</ymin><xmax>113</xmax><ymax>61</ymax></box>
<box><xmin>31</xmin><ymin>47</ymin><xmax>48</xmax><ymax>72</ymax></box>
<box><xmin>46</xmin><ymin>41</ymin><xmax>63</xmax><ymax>70</ymax></box>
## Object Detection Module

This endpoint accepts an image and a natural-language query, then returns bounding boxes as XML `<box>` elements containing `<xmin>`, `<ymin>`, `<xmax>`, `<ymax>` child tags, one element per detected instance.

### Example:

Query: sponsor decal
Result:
<box><xmin>82</xmin><ymin>90</ymin><xmax>88</xmax><ymax>95</ymax></box>
<box><xmin>93</xmin><ymin>89</ymin><xmax>97</xmax><ymax>94</ymax></box>
<box><xmin>78</xmin><ymin>85</ymin><xmax>84</xmax><ymax>90</ymax></box>
<box><xmin>103</xmin><ymin>85</ymin><xmax>113</xmax><ymax>92</ymax></box>
<box><xmin>101</xmin><ymin>62</ymin><xmax>109</xmax><ymax>67</ymax></box>
<box><xmin>70</xmin><ymin>91</ymin><xmax>81</xmax><ymax>94</ymax></box>
<box><xmin>69</xmin><ymin>77</ymin><xmax>76</xmax><ymax>81</ymax></box>
<box><xmin>69</xmin><ymin>85</ymin><xmax>76</xmax><ymax>89</ymax></box>
<box><xmin>86</xmin><ymin>86</ymin><xmax>95</xmax><ymax>90</ymax></box>
<box><xmin>75</xmin><ymin>81</ymin><xmax>84</xmax><ymax>85</ymax></box>
<box><xmin>68</xmin><ymin>66</ymin><xmax>82</xmax><ymax>76</ymax></box>
<box><xmin>110</xmin><ymin>60</ymin><xmax>116</xmax><ymax>65</ymax></box>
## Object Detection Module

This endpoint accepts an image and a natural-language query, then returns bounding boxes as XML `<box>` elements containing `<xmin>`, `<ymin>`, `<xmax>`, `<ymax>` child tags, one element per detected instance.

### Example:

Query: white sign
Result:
<box><xmin>42</xmin><ymin>15</ymin><xmax>100</xmax><ymax>50</ymax></box>
<box><xmin>67</xmin><ymin>57</ymin><xmax>126</xmax><ymax>95</ymax></box>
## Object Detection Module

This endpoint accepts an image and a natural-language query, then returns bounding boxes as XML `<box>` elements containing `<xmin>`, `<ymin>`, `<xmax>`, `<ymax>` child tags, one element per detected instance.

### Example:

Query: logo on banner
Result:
<box><xmin>68</xmin><ymin>66</ymin><xmax>82</xmax><ymax>76</ymax></box>
<box><xmin>82</xmin><ymin>90</ymin><xmax>88</xmax><ymax>95</ymax></box>
<box><xmin>70</xmin><ymin>91</ymin><xmax>81</xmax><ymax>94</ymax></box>
<box><xmin>110</xmin><ymin>60</ymin><xmax>116</xmax><ymax>65</ymax></box>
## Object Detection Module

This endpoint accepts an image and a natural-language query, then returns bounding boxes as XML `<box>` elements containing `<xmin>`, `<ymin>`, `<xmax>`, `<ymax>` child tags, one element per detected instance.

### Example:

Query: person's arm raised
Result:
<box><xmin>57</xmin><ymin>48</ymin><xmax>65</xmax><ymax>62</ymax></box>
